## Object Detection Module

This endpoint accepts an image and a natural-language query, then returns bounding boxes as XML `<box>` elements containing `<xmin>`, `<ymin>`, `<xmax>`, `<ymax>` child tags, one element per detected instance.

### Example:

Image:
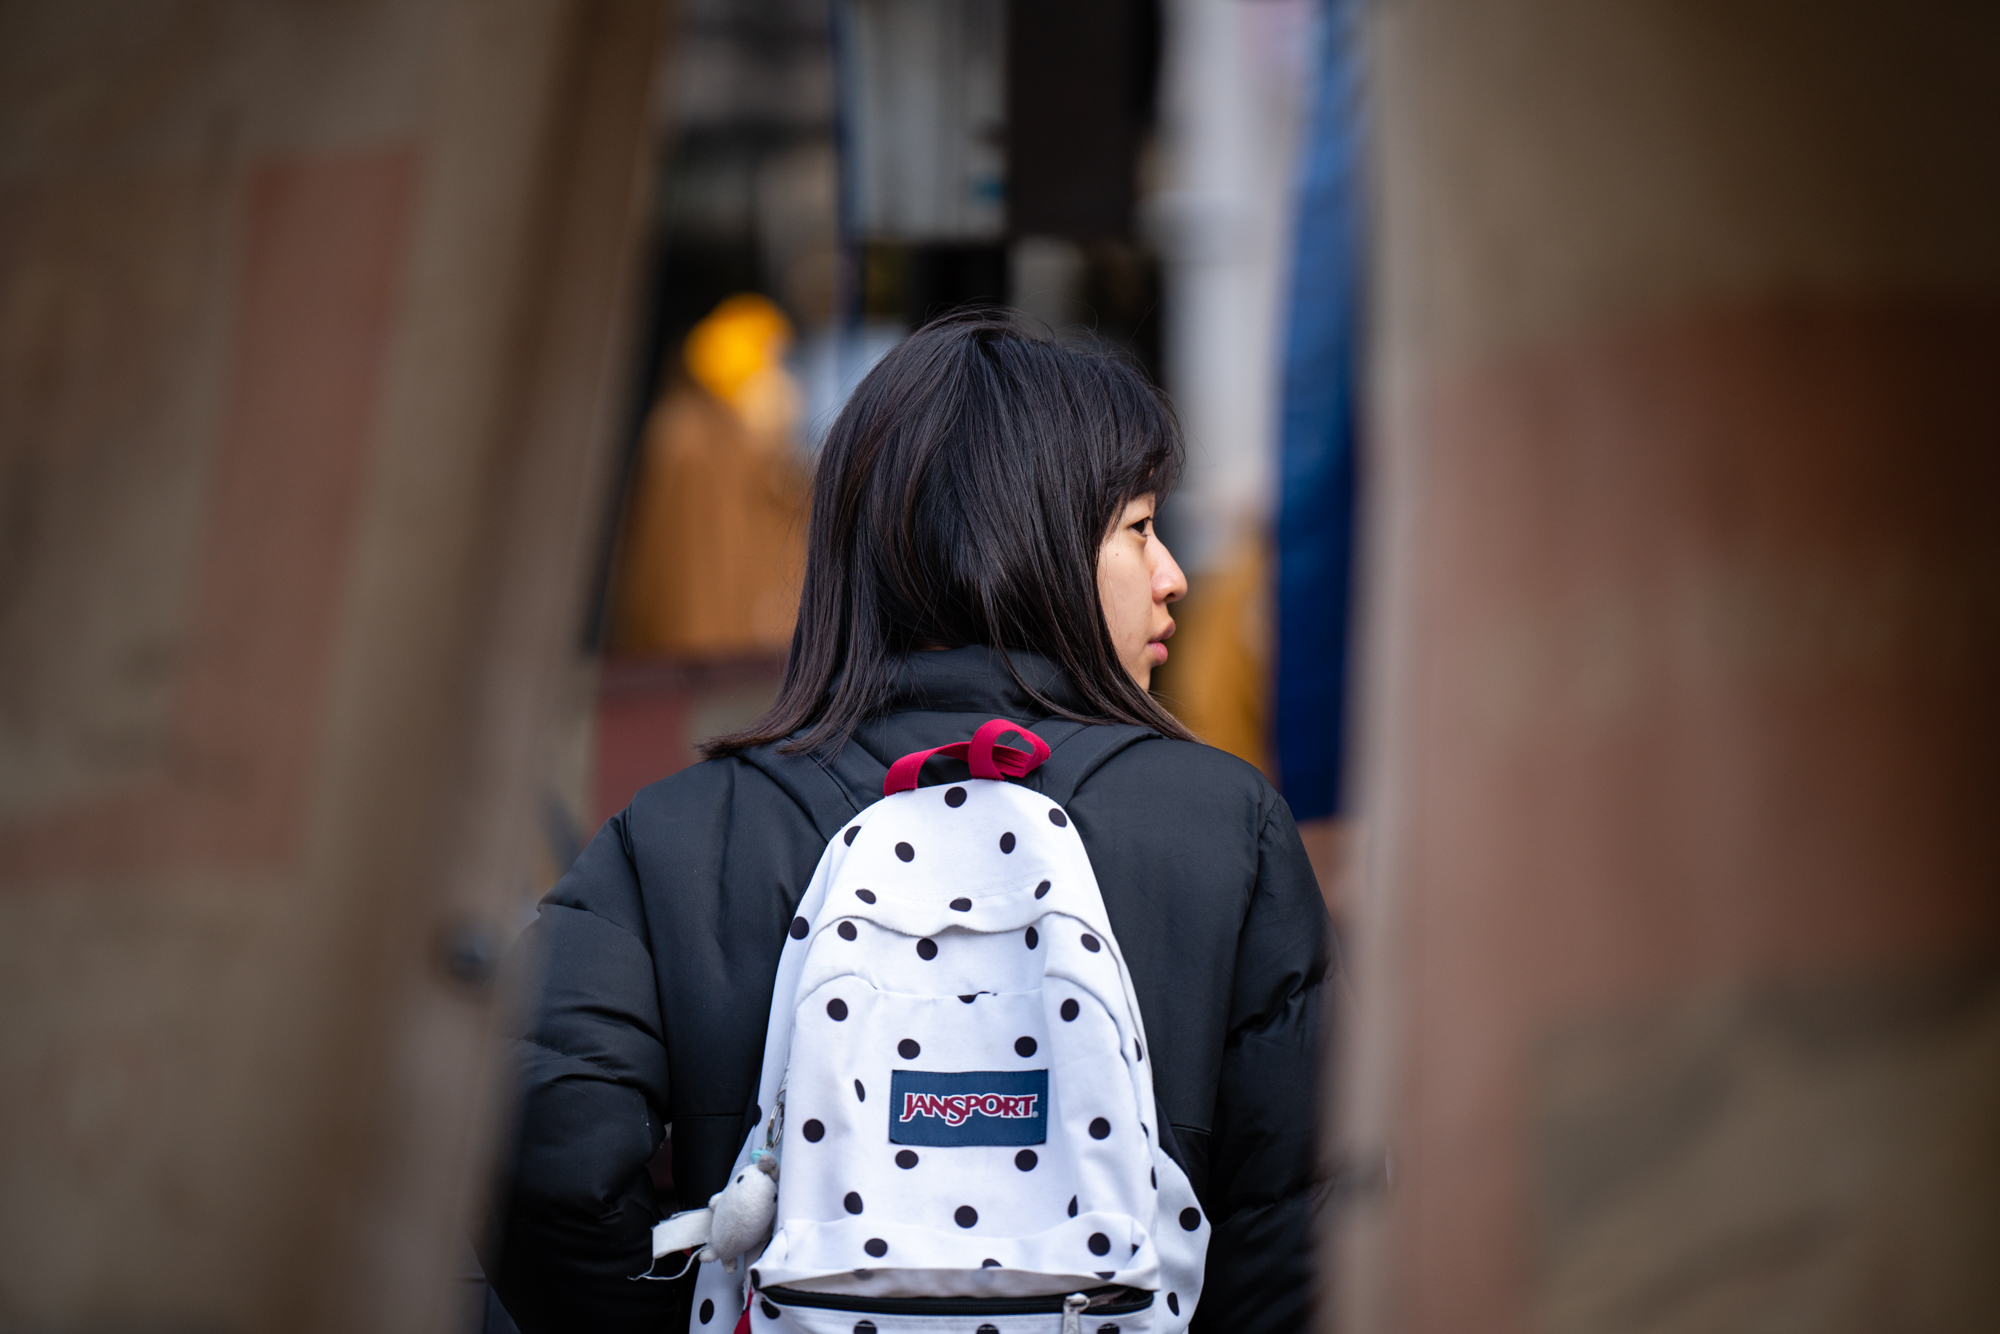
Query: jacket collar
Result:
<box><xmin>884</xmin><ymin>645</ymin><xmax>1089</xmax><ymax>719</ymax></box>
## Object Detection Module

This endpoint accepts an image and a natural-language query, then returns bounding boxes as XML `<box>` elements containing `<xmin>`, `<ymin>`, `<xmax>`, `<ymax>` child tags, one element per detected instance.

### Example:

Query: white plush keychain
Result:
<box><xmin>643</xmin><ymin>1090</ymin><xmax>784</xmax><ymax>1281</ymax></box>
<box><xmin>699</xmin><ymin>1151</ymin><xmax>778</xmax><ymax>1269</ymax></box>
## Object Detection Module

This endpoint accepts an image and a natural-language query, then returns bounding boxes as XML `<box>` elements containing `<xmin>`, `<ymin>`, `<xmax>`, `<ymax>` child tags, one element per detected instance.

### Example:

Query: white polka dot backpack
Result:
<box><xmin>655</xmin><ymin>719</ymin><xmax>1211</xmax><ymax>1334</ymax></box>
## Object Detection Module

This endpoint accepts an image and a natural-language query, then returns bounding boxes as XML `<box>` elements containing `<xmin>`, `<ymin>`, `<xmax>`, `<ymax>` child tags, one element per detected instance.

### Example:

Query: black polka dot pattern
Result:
<box><xmin>761</xmin><ymin>1299</ymin><xmax>779</xmax><ymax>1318</ymax></box>
<box><xmin>699</xmin><ymin>1298</ymin><xmax>714</xmax><ymax>1323</ymax></box>
<box><xmin>746</xmin><ymin>776</ymin><xmax>1210</xmax><ymax>1314</ymax></box>
<box><xmin>1097</xmin><ymin>1322</ymin><xmax>1118</xmax><ymax>1332</ymax></box>
<box><xmin>855</xmin><ymin>1323</ymin><xmax>877</xmax><ymax>1334</ymax></box>
<box><xmin>978</xmin><ymin>1325</ymin><xmax>1000</xmax><ymax>1334</ymax></box>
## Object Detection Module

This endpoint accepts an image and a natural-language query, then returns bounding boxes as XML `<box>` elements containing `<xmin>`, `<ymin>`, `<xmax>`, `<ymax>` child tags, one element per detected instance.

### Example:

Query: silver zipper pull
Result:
<box><xmin>1062</xmin><ymin>1292</ymin><xmax>1088</xmax><ymax>1334</ymax></box>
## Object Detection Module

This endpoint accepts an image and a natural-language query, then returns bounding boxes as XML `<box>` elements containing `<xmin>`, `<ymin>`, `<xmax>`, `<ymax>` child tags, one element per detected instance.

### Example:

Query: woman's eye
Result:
<box><xmin>1131</xmin><ymin>518</ymin><xmax>1151</xmax><ymax>537</ymax></box>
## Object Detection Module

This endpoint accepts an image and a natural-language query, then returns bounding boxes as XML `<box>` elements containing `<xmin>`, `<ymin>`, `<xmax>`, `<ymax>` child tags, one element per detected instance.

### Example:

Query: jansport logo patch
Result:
<box><xmin>889</xmin><ymin>1069</ymin><xmax>1048</xmax><ymax>1147</ymax></box>
<box><xmin>901</xmin><ymin>1090</ymin><xmax>1039</xmax><ymax>1126</ymax></box>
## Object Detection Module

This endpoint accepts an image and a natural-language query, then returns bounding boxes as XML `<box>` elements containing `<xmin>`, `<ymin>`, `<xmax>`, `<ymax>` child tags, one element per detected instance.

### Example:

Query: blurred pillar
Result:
<box><xmin>1145</xmin><ymin>0</ymin><xmax>1310</xmax><ymax>770</ymax></box>
<box><xmin>1149</xmin><ymin>0</ymin><xmax>1310</xmax><ymax>575</ymax></box>
<box><xmin>1343</xmin><ymin>3</ymin><xmax>2000</xmax><ymax>1332</ymax></box>
<box><xmin>0</xmin><ymin>3</ymin><xmax>664</xmax><ymax>1332</ymax></box>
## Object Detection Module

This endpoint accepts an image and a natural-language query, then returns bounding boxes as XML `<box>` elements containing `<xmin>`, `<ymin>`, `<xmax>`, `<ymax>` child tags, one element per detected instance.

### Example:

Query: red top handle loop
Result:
<box><xmin>966</xmin><ymin>717</ymin><xmax>1050</xmax><ymax>779</ymax></box>
<box><xmin>882</xmin><ymin>718</ymin><xmax>1052</xmax><ymax>796</ymax></box>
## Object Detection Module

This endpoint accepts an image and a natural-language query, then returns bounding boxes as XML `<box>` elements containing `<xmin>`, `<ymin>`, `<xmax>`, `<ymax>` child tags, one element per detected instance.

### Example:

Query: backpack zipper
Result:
<box><xmin>759</xmin><ymin>1284</ymin><xmax>1153</xmax><ymax>1317</ymax></box>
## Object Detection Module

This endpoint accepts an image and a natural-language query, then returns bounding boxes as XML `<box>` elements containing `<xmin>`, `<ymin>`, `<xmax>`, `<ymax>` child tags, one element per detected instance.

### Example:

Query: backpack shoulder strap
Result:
<box><xmin>819</xmin><ymin>741</ymin><xmax>891</xmax><ymax>819</ymax></box>
<box><xmin>1028</xmin><ymin>719</ymin><xmax>1160</xmax><ymax>808</ymax></box>
<box><xmin>737</xmin><ymin>738</ymin><xmax>889</xmax><ymax>844</ymax></box>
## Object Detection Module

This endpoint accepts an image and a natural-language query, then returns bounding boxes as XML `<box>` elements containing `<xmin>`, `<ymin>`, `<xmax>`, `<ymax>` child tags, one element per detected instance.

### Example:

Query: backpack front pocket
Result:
<box><xmin>756</xmin><ymin>1284</ymin><xmax>1155</xmax><ymax>1334</ymax></box>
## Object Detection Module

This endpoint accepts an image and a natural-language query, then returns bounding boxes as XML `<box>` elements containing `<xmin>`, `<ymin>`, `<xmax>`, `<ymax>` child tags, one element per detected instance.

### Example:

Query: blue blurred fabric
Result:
<box><xmin>1275</xmin><ymin>0</ymin><xmax>1363</xmax><ymax>820</ymax></box>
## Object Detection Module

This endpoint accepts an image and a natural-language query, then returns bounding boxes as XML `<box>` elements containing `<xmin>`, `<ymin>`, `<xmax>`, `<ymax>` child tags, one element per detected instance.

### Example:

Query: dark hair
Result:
<box><xmin>708</xmin><ymin>310</ymin><xmax>1195</xmax><ymax>757</ymax></box>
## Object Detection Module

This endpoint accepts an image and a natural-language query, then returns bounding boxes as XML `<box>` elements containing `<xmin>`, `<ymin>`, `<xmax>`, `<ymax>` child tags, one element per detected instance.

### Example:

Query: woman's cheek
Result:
<box><xmin>1108</xmin><ymin>558</ymin><xmax>1146</xmax><ymax>648</ymax></box>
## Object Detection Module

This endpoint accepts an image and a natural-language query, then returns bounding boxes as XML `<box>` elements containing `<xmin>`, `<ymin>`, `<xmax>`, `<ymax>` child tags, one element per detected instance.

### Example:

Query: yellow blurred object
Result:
<box><xmin>1152</xmin><ymin>531</ymin><xmax>1271</xmax><ymax>773</ymax></box>
<box><xmin>684</xmin><ymin>293</ymin><xmax>797</xmax><ymax>417</ymax></box>
<box><xmin>609</xmin><ymin>295</ymin><xmax>810</xmax><ymax>658</ymax></box>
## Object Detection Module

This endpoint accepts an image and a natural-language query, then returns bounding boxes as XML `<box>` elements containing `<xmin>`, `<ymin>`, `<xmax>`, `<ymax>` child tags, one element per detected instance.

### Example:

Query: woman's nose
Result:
<box><xmin>1154</xmin><ymin>540</ymin><xmax>1188</xmax><ymax>603</ymax></box>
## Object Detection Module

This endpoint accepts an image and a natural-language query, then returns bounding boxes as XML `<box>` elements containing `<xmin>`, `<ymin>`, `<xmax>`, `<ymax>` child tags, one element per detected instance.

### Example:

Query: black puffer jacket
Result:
<box><xmin>486</xmin><ymin>647</ymin><xmax>1332</xmax><ymax>1332</ymax></box>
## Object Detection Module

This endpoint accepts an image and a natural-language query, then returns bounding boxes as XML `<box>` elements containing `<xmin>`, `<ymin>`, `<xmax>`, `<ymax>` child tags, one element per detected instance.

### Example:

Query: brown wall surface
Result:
<box><xmin>1342</xmin><ymin>3</ymin><xmax>2000</xmax><ymax>1332</ymax></box>
<box><xmin>0</xmin><ymin>3</ymin><xmax>666</xmax><ymax>1330</ymax></box>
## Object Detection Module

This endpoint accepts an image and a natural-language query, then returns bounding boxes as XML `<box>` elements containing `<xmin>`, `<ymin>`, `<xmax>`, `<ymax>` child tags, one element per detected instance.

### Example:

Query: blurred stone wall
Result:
<box><xmin>0</xmin><ymin>3</ymin><xmax>666</xmax><ymax>1330</ymax></box>
<box><xmin>1338</xmin><ymin>3</ymin><xmax>2000</xmax><ymax>1331</ymax></box>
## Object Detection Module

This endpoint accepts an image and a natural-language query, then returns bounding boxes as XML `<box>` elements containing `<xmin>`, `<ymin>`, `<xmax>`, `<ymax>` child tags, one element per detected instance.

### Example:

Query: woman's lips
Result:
<box><xmin>1146</xmin><ymin>621</ymin><xmax>1175</xmax><ymax>665</ymax></box>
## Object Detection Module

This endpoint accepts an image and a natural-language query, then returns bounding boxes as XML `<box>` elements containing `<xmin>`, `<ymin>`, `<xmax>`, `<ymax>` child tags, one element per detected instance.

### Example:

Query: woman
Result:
<box><xmin>487</xmin><ymin>314</ymin><xmax>1331</xmax><ymax>1333</ymax></box>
